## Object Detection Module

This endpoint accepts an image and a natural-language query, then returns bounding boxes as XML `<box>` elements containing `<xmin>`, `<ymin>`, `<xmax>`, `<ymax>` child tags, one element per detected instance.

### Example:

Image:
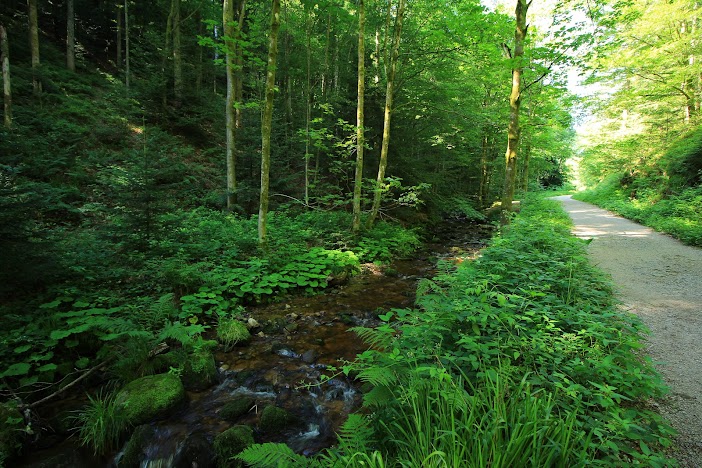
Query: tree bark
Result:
<box><xmin>66</xmin><ymin>0</ymin><xmax>75</xmax><ymax>71</ymax></box>
<box><xmin>304</xmin><ymin>7</ymin><xmax>312</xmax><ymax>206</ymax></box>
<box><xmin>352</xmin><ymin>0</ymin><xmax>365</xmax><ymax>234</ymax></box>
<box><xmin>116</xmin><ymin>2</ymin><xmax>122</xmax><ymax>67</ymax></box>
<box><xmin>1</xmin><ymin>24</ymin><xmax>11</xmax><ymax>129</ymax></box>
<box><xmin>28</xmin><ymin>0</ymin><xmax>41</xmax><ymax>96</ymax></box>
<box><xmin>172</xmin><ymin>0</ymin><xmax>183</xmax><ymax>104</ymax></box>
<box><xmin>500</xmin><ymin>0</ymin><xmax>529</xmax><ymax>225</ymax></box>
<box><xmin>224</xmin><ymin>0</ymin><xmax>246</xmax><ymax>209</ymax></box>
<box><xmin>125</xmin><ymin>0</ymin><xmax>130</xmax><ymax>93</ymax></box>
<box><xmin>258</xmin><ymin>0</ymin><xmax>281</xmax><ymax>246</ymax></box>
<box><xmin>366</xmin><ymin>0</ymin><xmax>405</xmax><ymax>229</ymax></box>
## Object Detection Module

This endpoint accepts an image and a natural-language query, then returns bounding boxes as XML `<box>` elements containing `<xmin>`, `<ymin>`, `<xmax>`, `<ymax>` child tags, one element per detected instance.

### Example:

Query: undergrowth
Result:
<box><xmin>240</xmin><ymin>196</ymin><xmax>675</xmax><ymax>467</ymax></box>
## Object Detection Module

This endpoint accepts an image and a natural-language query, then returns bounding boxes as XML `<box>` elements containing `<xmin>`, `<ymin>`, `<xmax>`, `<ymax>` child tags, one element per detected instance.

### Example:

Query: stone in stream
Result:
<box><xmin>220</xmin><ymin>398</ymin><xmax>255</xmax><ymax>422</ymax></box>
<box><xmin>117</xmin><ymin>424</ymin><xmax>155</xmax><ymax>468</ymax></box>
<box><xmin>259</xmin><ymin>405</ymin><xmax>294</xmax><ymax>433</ymax></box>
<box><xmin>213</xmin><ymin>425</ymin><xmax>254</xmax><ymax>468</ymax></box>
<box><xmin>301</xmin><ymin>349</ymin><xmax>318</xmax><ymax>364</ymax></box>
<box><xmin>172</xmin><ymin>432</ymin><xmax>215</xmax><ymax>468</ymax></box>
<box><xmin>115</xmin><ymin>373</ymin><xmax>186</xmax><ymax>426</ymax></box>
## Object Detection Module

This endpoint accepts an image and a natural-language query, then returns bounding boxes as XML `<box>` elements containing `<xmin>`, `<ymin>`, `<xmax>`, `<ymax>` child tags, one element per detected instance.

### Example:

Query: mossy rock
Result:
<box><xmin>181</xmin><ymin>349</ymin><xmax>218</xmax><ymax>392</ymax></box>
<box><xmin>219</xmin><ymin>398</ymin><xmax>254</xmax><ymax>422</ymax></box>
<box><xmin>213</xmin><ymin>425</ymin><xmax>254</xmax><ymax>468</ymax></box>
<box><xmin>116</xmin><ymin>373</ymin><xmax>186</xmax><ymax>426</ymax></box>
<box><xmin>117</xmin><ymin>424</ymin><xmax>155</xmax><ymax>468</ymax></box>
<box><xmin>259</xmin><ymin>406</ymin><xmax>293</xmax><ymax>433</ymax></box>
<box><xmin>217</xmin><ymin>319</ymin><xmax>251</xmax><ymax>350</ymax></box>
<box><xmin>0</xmin><ymin>401</ymin><xmax>24</xmax><ymax>464</ymax></box>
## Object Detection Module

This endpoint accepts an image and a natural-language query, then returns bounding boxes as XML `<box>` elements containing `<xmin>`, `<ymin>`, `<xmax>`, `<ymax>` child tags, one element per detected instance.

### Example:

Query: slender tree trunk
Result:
<box><xmin>1</xmin><ymin>24</ymin><xmax>11</xmax><ymax>129</ymax></box>
<box><xmin>352</xmin><ymin>0</ymin><xmax>365</xmax><ymax>234</ymax></box>
<box><xmin>116</xmin><ymin>3</ymin><xmax>122</xmax><ymax>67</ymax></box>
<box><xmin>28</xmin><ymin>0</ymin><xmax>41</xmax><ymax>96</ymax></box>
<box><xmin>66</xmin><ymin>0</ymin><xmax>75</xmax><ymax>71</ymax></box>
<box><xmin>479</xmin><ymin>133</ymin><xmax>489</xmax><ymax>207</ymax></box>
<box><xmin>173</xmin><ymin>0</ymin><xmax>183</xmax><ymax>105</ymax></box>
<box><xmin>366</xmin><ymin>0</ymin><xmax>405</xmax><ymax>228</ymax></box>
<box><xmin>196</xmin><ymin>11</ymin><xmax>202</xmax><ymax>93</ymax></box>
<box><xmin>258</xmin><ymin>0</ymin><xmax>281</xmax><ymax>246</ymax></box>
<box><xmin>304</xmin><ymin>8</ymin><xmax>312</xmax><ymax>206</ymax></box>
<box><xmin>162</xmin><ymin>0</ymin><xmax>175</xmax><ymax>107</ymax></box>
<box><xmin>125</xmin><ymin>0</ymin><xmax>130</xmax><ymax>93</ymax></box>
<box><xmin>224</xmin><ymin>0</ymin><xmax>237</xmax><ymax>209</ymax></box>
<box><xmin>500</xmin><ymin>0</ymin><xmax>528</xmax><ymax>225</ymax></box>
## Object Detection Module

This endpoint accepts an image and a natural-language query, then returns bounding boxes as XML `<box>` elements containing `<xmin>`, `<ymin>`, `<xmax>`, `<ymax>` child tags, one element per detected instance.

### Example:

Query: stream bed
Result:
<box><xmin>18</xmin><ymin>220</ymin><xmax>491</xmax><ymax>468</ymax></box>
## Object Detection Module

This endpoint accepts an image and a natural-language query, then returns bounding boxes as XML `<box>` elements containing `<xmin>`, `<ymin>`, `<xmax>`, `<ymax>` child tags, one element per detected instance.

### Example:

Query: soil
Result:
<box><xmin>554</xmin><ymin>195</ymin><xmax>702</xmax><ymax>467</ymax></box>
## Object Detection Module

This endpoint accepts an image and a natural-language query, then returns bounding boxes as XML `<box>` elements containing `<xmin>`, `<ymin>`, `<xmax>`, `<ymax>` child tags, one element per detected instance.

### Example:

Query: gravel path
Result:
<box><xmin>554</xmin><ymin>195</ymin><xmax>702</xmax><ymax>467</ymax></box>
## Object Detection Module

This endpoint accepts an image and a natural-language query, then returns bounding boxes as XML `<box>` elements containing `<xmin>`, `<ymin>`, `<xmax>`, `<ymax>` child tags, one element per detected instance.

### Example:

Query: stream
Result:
<box><xmin>17</xmin><ymin>220</ymin><xmax>491</xmax><ymax>468</ymax></box>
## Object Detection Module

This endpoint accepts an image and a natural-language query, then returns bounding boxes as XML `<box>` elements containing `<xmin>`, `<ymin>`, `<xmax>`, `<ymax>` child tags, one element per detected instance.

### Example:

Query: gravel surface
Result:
<box><xmin>554</xmin><ymin>195</ymin><xmax>702</xmax><ymax>467</ymax></box>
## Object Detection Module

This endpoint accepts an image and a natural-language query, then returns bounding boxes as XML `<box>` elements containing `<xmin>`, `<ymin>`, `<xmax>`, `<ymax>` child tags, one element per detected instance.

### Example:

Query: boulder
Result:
<box><xmin>213</xmin><ymin>425</ymin><xmax>254</xmax><ymax>468</ymax></box>
<box><xmin>116</xmin><ymin>373</ymin><xmax>186</xmax><ymax>426</ymax></box>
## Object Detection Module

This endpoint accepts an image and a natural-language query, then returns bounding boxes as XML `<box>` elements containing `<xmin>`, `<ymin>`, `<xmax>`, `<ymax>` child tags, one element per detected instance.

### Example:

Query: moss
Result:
<box><xmin>220</xmin><ymin>398</ymin><xmax>254</xmax><ymax>422</ymax></box>
<box><xmin>259</xmin><ymin>406</ymin><xmax>293</xmax><ymax>433</ymax></box>
<box><xmin>117</xmin><ymin>425</ymin><xmax>155</xmax><ymax>468</ymax></box>
<box><xmin>116</xmin><ymin>373</ymin><xmax>186</xmax><ymax>426</ymax></box>
<box><xmin>0</xmin><ymin>401</ymin><xmax>23</xmax><ymax>464</ymax></box>
<box><xmin>181</xmin><ymin>349</ymin><xmax>218</xmax><ymax>392</ymax></box>
<box><xmin>217</xmin><ymin>318</ymin><xmax>251</xmax><ymax>350</ymax></box>
<box><xmin>213</xmin><ymin>425</ymin><xmax>254</xmax><ymax>468</ymax></box>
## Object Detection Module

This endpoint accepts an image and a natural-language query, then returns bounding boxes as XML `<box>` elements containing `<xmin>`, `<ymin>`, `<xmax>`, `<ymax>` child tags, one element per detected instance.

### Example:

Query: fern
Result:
<box><xmin>337</xmin><ymin>414</ymin><xmax>374</xmax><ymax>453</ymax></box>
<box><xmin>157</xmin><ymin>321</ymin><xmax>205</xmax><ymax>346</ymax></box>
<box><xmin>237</xmin><ymin>442</ymin><xmax>317</xmax><ymax>467</ymax></box>
<box><xmin>362</xmin><ymin>385</ymin><xmax>395</xmax><ymax>408</ymax></box>
<box><xmin>138</xmin><ymin>293</ymin><xmax>178</xmax><ymax>330</ymax></box>
<box><xmin>349</xmin><ymin>326</ymin><xmax>394</xmax><ymax>351</ymax></box>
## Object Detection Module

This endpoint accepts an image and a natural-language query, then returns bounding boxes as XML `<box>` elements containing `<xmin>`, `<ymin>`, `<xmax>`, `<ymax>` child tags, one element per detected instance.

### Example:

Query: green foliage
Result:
<box><xmin>71</xmin><ymin>390</ymin><xmax>127</xmax><ymax>456</ymax></box>
<box><xmin>343</xmin><ymin>197</ymin><xmax>674</xmax><ymax>466</ymax></box>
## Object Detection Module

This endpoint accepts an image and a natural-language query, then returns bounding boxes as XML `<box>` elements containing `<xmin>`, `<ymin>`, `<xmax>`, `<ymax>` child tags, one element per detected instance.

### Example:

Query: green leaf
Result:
<box><xmin>1</xmin><ymin>363</ymin><xmax>31</xmax><ymax>377</ymax></box>
<box><xmin>37</xmin><ymin>363</ymin><xmax>58</xmax><ymax>373</ymax></box>
<box><xmin>14</xmin><ymin>344</ymin><xmax>32</xmax><ymax>354</ymax></box>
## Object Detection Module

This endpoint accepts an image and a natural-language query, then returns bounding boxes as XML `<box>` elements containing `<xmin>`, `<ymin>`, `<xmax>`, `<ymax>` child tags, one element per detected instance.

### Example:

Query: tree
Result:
<box><xmin>366</xmin><ymin>0</ymin><xmax>405</xmax><ymax>228</ymax></box>
<box><xmin>500</xmin><ymin>0</ymin><xmax>529</xmax><ymax>225</ymax></box>
<box><xmin>352</xmin><ymin>0</ymin><xmax>365</xmax><ymax>234</ymax></box>
<box><xmin>1</xmin><ymin>24</ymin><xmax>11</xmax><ymax>129</ymax></box>
<box><xmin>258</xmin><ymin>0</ymin><xmax>282</xmax><ymax>246</ymax></box>
<box><xmin>125</xmin><ymin>0</ymin><xmax>130</xmax><ymax>93</ymax></box>
<box><xmin>28</xmin><ymin>0</ymin><xmax>41</xmax><ymax>96</ymax></box>
<box><xmin>67</xmin><ymin>0</ymin><xmax>75</xmax><ymax>72</ymax></box>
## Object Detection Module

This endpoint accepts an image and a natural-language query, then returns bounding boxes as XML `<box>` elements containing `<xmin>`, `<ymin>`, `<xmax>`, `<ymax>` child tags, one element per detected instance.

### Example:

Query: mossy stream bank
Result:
<box><xmin>15</xmin><ymin>220</ymin><xmax>492</xmax><ymax>468</ymax></box>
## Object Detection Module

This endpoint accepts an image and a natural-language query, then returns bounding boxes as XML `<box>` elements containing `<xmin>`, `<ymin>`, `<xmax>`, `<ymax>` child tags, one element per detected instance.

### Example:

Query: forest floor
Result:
<box><xmin>554</xmin><ymin>195</ymin><xmax>702</xmax><ymax>467</ymax></box>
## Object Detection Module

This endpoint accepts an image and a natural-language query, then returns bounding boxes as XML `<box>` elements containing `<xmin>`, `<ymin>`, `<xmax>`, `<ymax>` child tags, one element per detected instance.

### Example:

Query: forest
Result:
<box><xmin>0</xmin><ymin>0</ymin><xmax>700</xmax><ymax>466</ymax></box>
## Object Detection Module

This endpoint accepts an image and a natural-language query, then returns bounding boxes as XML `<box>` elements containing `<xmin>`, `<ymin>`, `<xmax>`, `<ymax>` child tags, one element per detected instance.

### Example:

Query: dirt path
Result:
<box><xmin>554</xmin><ymin>195</ymin><xmax>702</xmax><ymax>466</ymax></box>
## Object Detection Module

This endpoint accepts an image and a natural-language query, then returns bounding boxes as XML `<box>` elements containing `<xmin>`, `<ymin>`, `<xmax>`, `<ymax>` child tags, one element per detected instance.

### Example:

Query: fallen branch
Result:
<box><xmin>25</xmin><ymin>358</ymin><xmax>113</xmax><ymax>409</ymax></box>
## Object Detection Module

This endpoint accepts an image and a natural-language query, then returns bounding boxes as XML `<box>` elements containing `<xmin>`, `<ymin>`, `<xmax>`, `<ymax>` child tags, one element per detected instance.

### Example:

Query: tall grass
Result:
<box><xmin>71</xmin><ymin>390</ymin><xmax>127</xmax><ymax>455</ymax></box>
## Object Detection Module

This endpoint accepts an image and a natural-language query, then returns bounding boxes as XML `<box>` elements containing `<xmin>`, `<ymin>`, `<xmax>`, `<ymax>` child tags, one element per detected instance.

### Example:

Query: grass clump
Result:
<box><xmin>217</xmin><ymin>318</ymin><xmax>251</xmax><ymax>351</ymax></box>
<box><xmin>71</xmin><ymin>390</ymin><xmax>127</xmax><ymax>456</ymax></box>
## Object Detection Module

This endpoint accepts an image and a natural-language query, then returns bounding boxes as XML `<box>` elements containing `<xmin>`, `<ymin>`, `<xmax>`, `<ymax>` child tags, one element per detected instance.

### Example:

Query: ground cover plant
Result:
<box><xmin>240</xmin><ymin>197</ymin><xmax>675</xmax><ymax>467</ymax></box>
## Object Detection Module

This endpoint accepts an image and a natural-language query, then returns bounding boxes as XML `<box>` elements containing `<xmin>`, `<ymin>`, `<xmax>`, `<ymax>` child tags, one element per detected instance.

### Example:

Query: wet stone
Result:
<box><xmin>301</xmin><ymin>350</ymin><xmax>318</xmax><ymax>364</ymax></box>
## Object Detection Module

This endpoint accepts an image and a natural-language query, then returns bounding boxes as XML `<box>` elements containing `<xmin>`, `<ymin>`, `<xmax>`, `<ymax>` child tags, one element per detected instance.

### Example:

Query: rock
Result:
<box><xmin>220</xmin><ymin>398</ymin><xmax>255</xmax><ymax>422</ymax></box>
<box><xmin>246</xmin><ymin>317</ymin><xmax>260</xmax><ymax>329</ymax></box>
<box><xmin>117</xmin><ymin>424</ymin><xmax>155</xmax><ymax>468</ymax></box>
<box><xmin>182</xmin><ymin>349</ymin><xmax>218</xmax><ymax>392</ymax></box>
<box><xmin>259</xmin><ymin>406</ymin><xmax>293</xmax><ymax>433</ymax></box>
<box><xmin>213</xmin><ymin>426</ymin><xmax>254</xmax><ymax>468</ymax></box>
<box><xmin>116</xmin><ymin>374</ymin><xmax>186</xmax><ymax>426</ymax></box>
<box><xmin>301</xmin><ymin>350</ymin><xmax>317</xmax><ymax>364</ymax></box>
<box><xmin>173</xmin><ymin>432</ymin><xmax>215</xmax><ymax>468</ymax></box>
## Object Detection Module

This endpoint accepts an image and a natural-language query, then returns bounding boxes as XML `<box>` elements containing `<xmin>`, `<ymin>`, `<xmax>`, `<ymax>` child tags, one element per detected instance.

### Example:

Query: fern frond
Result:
<box><xmin>362</xmin><ymin>384</ymin><xmax>395</xmax><ymax>408</ymax></box>
<box><xmin>157</xmin><ymin>321</ymin><xmax>205</xmax><ymax>346</ymax></box>
<box><xmin>337</xmin><ymin>414</ymin><xmax>374</xmax><ymax>453</ymax></box>
<box><xmin>356</xmin><ymin>366</ymin><xmax>398</xmax><ymax>387</ymax></box>
<box><xmin>237</xmin><ymin>442</ymin><xmax>312</xmax><ymax>467</ymax></box>
<box><xmin>349</xmin><ymin>327</ymin><xmax>394</xmax><ymax>350</ymax></box>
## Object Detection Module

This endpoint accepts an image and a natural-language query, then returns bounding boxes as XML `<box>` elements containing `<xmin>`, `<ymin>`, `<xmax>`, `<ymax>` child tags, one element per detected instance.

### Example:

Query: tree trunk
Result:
<box><xmin>258</xmin><ymin>0</ymin><xmax>281</xmax><ymax>246</ymax></box>
<box><xmin>366</xmin><ymin>0</ymin><xmax>405</xmax><ymax>229</ymax></box>
<box><xmin>116</xmin><ymin>3</ymin><xmax>122</xmax><ymax>67</ymax></box>
<box><xmin>224</xmin><ymin>0</ymin><xmax>237</xmax><ymax>209</ymax></box>
<box><xmin>195</xmin><ymin>10</ymin><xmax>202</xmax><ymax>93</ymax></box>
<box><xmin>304</xmin><ymin>8</ymin><xmax>312</xmax><ymax>206</ymax></box>
<box><xmin>28</xmin><ymin>0</ymin><xmax>41</xmax><ymax>96</ymax></box>
<box><xmin>172</xmin><ymin>0</ymin><xmax>183</xmax><ymax>105</ymax></box>
<box><xmin>1</xmin><ymin>24</ymin><xmax>11</xmax><ymax>129</ymax></box>
<box><xmin>66</xmin><ymin>0</ymin><xmax>75</xmax><ymax>71</ymax></box>
<box><xmin>500</xmin><ymin>0</ymin><xmax>528</xmax><ymax>225</ymax></box>
<box><xmin>352</xmin><ymin>0</ymin><xmax>365</xmax><ymax>234</ymax></box>
<box><xmin>125</xmin><ymin>0</ymin><xmax>130</xmax><ymax>93</ymax></box>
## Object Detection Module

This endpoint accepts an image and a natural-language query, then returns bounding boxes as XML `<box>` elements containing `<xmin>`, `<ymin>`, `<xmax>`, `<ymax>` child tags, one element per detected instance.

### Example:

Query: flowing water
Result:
<box><xmin>17</xmin><ymin>220</ymin><xmax>491</xmax><ymax>468</ymax></box>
